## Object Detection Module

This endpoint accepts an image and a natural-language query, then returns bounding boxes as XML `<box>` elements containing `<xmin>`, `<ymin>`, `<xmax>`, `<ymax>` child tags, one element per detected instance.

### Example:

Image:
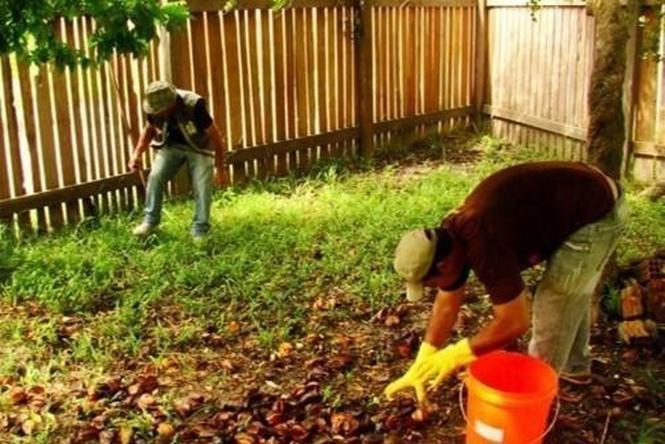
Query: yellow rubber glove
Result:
<box><xmin>384</xmin><ymin>342</ymin><xmax>437</xmax><ymax>403</ymax></box>
<box><xmin>412</xmin><ymin>338</ymin><xmax>477</xmax><ymax>389</ymax></box>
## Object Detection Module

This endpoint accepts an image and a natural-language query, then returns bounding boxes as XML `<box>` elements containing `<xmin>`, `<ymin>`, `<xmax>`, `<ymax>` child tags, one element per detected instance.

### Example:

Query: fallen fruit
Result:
<box><xmin>157</xmin><ymin>422</ymin><xmax>175</xmax><ymax>438</ymax></box>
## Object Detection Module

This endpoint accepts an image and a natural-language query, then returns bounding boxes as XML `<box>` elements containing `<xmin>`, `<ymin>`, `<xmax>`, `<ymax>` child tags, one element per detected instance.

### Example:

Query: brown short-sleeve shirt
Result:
<box><xmin>444</xmin><ymin>161</ymin><xmax>616</xmax><ymax>304</ymax></box>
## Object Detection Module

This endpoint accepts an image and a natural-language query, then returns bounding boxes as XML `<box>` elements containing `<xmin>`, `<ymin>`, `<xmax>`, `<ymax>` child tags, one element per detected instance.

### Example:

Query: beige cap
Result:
<box><xmin>143</xmin><ymin>81</ymin><xmax>178</xmax><ymax>114</ymax></box>
<box><xmin>394</xmin><ymin>229</ymin><xmax>437</xmax><ymax>301</ymax></box>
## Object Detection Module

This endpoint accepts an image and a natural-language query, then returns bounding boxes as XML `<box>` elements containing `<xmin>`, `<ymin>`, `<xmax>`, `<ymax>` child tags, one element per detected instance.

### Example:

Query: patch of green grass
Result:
<box><xmin>616</xmin><ymin>189</ymin><xmax>665</xmax><ymax>264</ymax></box>
<box><xmin>617</xmin><ymin>416</ymin><xmax>665</xmax><ymax>444</ymax></box>
<box><xmin>2</xmin><ymin>134</ymin><xmax>664</xmax><ymax>369</ymax></box>
<box><xmin>635</xmin><ymin>419</ymin><xmax>665</xmax><ymax>444</ymax></box>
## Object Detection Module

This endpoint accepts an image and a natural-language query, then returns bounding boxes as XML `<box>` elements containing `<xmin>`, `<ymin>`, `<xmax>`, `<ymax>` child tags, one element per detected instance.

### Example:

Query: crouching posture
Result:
<box><xmin>128</xmin><ymin>81</ymin><xmax>227</xmax><ymax>239</ymax></box>
<box><xmin>385</xmin><ymin>161</ymin><xmax>627</xmax><ymax>403</ymax></box>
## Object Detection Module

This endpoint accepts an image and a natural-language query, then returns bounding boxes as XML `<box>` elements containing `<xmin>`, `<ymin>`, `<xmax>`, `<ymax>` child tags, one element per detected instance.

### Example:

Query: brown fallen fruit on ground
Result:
<box><xmin>157</xmin><ymin>422</ymin><xmax>175</xmax><ymax>439</ymax></box>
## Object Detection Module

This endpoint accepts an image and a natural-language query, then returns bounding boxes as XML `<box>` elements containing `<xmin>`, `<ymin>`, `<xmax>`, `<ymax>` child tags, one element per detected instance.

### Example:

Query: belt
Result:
<box><xmin>588</xmin><ymin>165</ymin><xmax>620</xmax><ymax>202</ymax></box>
<box><xmin>606</xmin><ymin>175</ymin><xmax>620</xmax><ymax>201</ymax></box>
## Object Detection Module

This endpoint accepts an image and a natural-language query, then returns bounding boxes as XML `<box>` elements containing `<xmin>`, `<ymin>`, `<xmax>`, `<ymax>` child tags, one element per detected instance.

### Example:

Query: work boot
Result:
<box><xmin>132</xmin><ymin>222</ymin><xmax>154</xmax><ymax>237</ymax></box>
<box><xmin>192</xmin><ymin>231</ymin><xmax>207</xmax><ymax>243</ymax></box>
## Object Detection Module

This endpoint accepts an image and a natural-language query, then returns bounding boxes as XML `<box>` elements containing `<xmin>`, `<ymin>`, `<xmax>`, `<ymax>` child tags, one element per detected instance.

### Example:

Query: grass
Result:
<box><xmin>1</xmin><ymin>133</ymin><xmax>664</xmax><ymax>376</ymax></box>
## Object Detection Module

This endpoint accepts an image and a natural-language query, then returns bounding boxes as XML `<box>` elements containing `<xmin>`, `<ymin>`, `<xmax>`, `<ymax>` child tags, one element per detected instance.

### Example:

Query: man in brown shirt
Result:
<box><xmin>385</xmin><ymin>161</ymin><xmax>627</xmax><ymax>403</ymax></box>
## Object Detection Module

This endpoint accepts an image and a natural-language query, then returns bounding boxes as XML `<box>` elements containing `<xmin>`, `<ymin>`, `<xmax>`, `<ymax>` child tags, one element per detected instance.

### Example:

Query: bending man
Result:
<box><xmin>385</xmin><ymin>161</ymin><xmax>626</xmax><ymax>403</ymax></box>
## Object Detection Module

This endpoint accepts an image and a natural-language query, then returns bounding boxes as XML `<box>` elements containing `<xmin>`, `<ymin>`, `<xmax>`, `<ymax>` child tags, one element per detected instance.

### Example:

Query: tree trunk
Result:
<box><xmin>586</xmin><ymin>0</ymin><xmax>638</xmax><ymax>180</ymax></box>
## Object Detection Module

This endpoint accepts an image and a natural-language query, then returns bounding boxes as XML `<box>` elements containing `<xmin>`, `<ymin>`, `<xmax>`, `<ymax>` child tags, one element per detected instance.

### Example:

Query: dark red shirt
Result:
<box><xmin>442</xmin><ymin>161</ymin><xmax>616</xmax><ymax>304</ymax></box>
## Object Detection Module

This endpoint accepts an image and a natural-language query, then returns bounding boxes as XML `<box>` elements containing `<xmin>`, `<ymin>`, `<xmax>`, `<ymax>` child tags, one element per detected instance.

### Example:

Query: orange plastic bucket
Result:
<box><xmin>460</xmin><ymin>351</ymin><xmax>559</xmax><ymax>444</ymax></box>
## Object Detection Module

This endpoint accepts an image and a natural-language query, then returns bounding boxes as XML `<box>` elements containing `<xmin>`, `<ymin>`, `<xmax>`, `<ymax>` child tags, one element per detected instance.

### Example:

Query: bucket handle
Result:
<box><xmin>458</xmin><ymin>380</ymin><xmax>560</xmax><ymax>444</ymax></box>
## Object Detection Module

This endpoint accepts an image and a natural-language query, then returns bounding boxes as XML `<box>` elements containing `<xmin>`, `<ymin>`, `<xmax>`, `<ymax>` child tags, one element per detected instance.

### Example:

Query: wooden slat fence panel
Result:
<box><xmin>1</xmin><ymin>1</ymin><xmax>478</xmax><ymax>236</ymax></box>
<box><xmin>484</xmin><ymin>4</ymin><xmax>593</xmax><ymax>160</ymax></box>
<box><xmin>633</xmin><ymin>7</ymin><xmax>665</xmax><ymax>182</ymax></box>
<box><xmin>0</xmin><ymin>17</ymin><xmax>162</xmax><ymax>236</ymax></box>
<box><xmin>372</xmin><ymin>5</ymin><xmax>476</xmax><ymax>147</ymax></box>
<box><xmin>0</xmin><ymin>58</ymin><xmax>30</xmax><ymax>229</ymax></box>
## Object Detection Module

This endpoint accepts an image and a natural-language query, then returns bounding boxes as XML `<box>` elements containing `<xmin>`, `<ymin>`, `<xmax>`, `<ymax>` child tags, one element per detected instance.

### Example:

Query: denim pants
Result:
<box><xmin>528</xmin><ymin>195</ymin><xmax>628</xmax><ymax>375</ymax></box>
<box><xmin>143</xmin><ymin>145</ymin><xmax>214</xmax><ymax>235</ymax></box>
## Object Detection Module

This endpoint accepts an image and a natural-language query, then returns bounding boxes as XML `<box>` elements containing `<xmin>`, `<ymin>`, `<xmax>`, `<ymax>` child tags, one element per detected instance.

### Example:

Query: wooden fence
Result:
<box><xmin>483</xmin><ymin>0</ymin><xmax>594</xmax><ymax>160</ymax></box>
<box><xmin>0</xmin><ymin>0</ymin><xmax>478</xmax><ymax>235</ymax></box>
<box><xmin>0</xmin><ymin>18</ymin><xmax>163</xmax><ymax>233</ymax></box>
<box><xmin>483</xmin><ymin>0</ymin><xmax>665</xmax><ymax>182</ymax></box>
<box><xmin>633</xmin><ymin>4</ymin><xmax>665</xmax><ymax>182</ymax></box>
<box><xmin>3</xmin><ymin>0</ymin><xmax>665</xmax><ymax>237</ymax></box>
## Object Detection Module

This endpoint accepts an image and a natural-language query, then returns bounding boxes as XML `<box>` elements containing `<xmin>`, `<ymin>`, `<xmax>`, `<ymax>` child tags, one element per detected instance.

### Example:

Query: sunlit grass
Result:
<box><xmin>1</xmin><ymin>134</ymin><xmax>663</xmax><ymax>375</ymax></box>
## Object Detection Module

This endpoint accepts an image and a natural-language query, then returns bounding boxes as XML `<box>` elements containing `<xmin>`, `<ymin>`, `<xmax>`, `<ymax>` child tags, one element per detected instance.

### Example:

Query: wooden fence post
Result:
<box><xmin>355</xmin><ymin>0</ymin><xmax>374</xmax><ymax>158</ymax></box>
<box><xmin>167</xmin><ymin>20</ymin><xmax>193</xmax><ymax>197</ymax></box>
<box><xmin>474</xmin><ymin>0</ymin><xmax>487</xmax><ymax>127</ymax></box>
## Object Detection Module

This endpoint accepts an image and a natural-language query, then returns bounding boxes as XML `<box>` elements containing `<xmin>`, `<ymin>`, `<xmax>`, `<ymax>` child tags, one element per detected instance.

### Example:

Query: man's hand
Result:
<box><xmin>215</xmin><ymin>168</ymin><xmax>229</xmax><ymax>187</ymax></box>
<box><xmin>384</xmin><ymin>339</ymin><xmax>476</xmax><ymax>404</ymax></box>
<box><xmin>411</xmin><ymin>338</ymin><xmax>476</xmax><ymax>389</ymax></box>
<box><xmin>128</xmin><ymin>154</ymin><xmax>142</xmax><ymax>173</ymax></box>
<box><xmin>384</xmin><ymin>342</ymin><xmax>437</xmax><ymax>403</ymax></box>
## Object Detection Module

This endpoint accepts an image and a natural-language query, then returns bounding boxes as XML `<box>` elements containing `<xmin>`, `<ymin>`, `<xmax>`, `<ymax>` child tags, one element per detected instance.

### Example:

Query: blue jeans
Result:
<box><xmin>143</xmin><ymin>145</ymin><xmax>214</xmax><ymax>235</ymax></box>
<box><xmin>528</xmin><ymin>195</ymin><xmax>628</xmax><ymax>375</ymax></box>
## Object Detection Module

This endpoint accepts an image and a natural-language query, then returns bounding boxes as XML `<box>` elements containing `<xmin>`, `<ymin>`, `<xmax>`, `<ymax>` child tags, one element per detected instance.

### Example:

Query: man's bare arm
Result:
<box><xmin>424</xmin><ymin>286</ymin><xmax>465</xmax><ymax>348</ymax></box>
<box><xmin>128</xmin><ymin>124</ymin><xmax>156</xmax><ymax>171</ymax></box>
<box><xmin>206</xmin><ymin>123</ymin><xmax>226</xmax><ymax>164</ymax></box>
<box><xmin>206</xmin><ymin>123</ymin><xmax>228</xmax><ymax>186</ymax></box>
<box><xmin>469</xmin><ymin>289</ymin><xmax>531</xmax><ymax>355</ymax></box>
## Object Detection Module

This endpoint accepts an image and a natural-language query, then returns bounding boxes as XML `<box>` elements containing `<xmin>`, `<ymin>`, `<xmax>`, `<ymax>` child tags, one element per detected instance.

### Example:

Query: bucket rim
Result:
<box><xmin>465</xmin><ymin>351</ymin><xmax>558</xmax><ymax>407</ymax></box>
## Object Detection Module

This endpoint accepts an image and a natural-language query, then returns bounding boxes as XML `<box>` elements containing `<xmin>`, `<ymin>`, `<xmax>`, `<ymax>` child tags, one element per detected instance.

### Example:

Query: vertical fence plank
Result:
<box><xmin>191</xmin><ymin>15</ymin><xmax>210</xmax><ymax>102</ymax></box>
<box><xmin>15</xmin><ymin>62</ymin><xmax>48</xmax><ymax>232</ymax></box>
<box><xmin>274</xmin><ymin>10</ymin><xmax>288</xmax><ymax>174</ymax></box>
<box><xmin>81</xmin><ymin>18</ymin><xmax>106</xmax><ymax>211</ymax></box>
<box><xmin>73</xmin><ymin>21</ymin><xmax>95</xmax><ymax>205</ymax></box>
<box><xmin>207</xmin><ymin>12</ymin><xmax>230</xmax><ymax>179</ymax></box>
<box><xmin>0</xmin><ymin>60</ymin><xmax>10</xmax><ymax>225</ymax></box>
<box><xmin>328</xmin><ymin>7</ymin><xmax>340</xmax><ymax>157</ymax></box>
<box><xmin>223</xmin><ymin>11</ymin><xmax>247</xmax><ymax>183</ymax></box>
<box><xmin>260</xmin><ymin>9</ymin><xmax>274</xmax><ymax>175</ymax></box>
<box><xmin>475</xmin><ymin>0</ymin><xmax>486</xmax><ymax>123</ymax></box>
<box><xmin>170</xmin><ymin>21</ymin><xmax>195</xmax><ymax>193</ymax></box>
<box><xmin>318</xmin><ymin>7</ymin><xmax>331</xmax><ymax>159</ymax></box>
<box><xmin>1</xmin><ymin>58</ymin><xmax>31</xmax><ymax>230</ymax></box>
<box><xmin>94</xmin><ymin>24</ymin><xmax>117</xmax><ymax>213</ymax></box>
<box><xmin>295</xmin><ymin>7</ymin><xmax>308</xmax><ymax>166</ymax></box>
<box><xmin>108</xmin><ymin>56</ymin><xmax>129</xmax><ymax>209</ymax></box>
<box><xmin>52</xmin><ymin>23</ymin><xmax>81</xmax><ymax>223</ymax></box>
<box><xmin>35</xmin><ymin>66</ymin><xmax>65</xmax><ymax>228</ymax></box>
<box><xmin>242</xmin><ymin>9</ymin><xmax>260</xmax><ymax>177</ymax></box>
<box><xmin>356</xmin><ymin>1</ymin><xmax>373</xmax><ymax>156</ymax></box>
<box><xmin>374</xmin><ymin>7</ymin><xmax>383</xmax><ymax>128</ymax></box>
<box><xmin>305</xmin><ymin>8</ymin><xmax>317</xmax><ymax>165</ymax></box>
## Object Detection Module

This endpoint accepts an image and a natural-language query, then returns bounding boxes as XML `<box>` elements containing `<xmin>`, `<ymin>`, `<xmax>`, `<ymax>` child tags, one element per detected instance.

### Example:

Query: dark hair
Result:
<box><xmin>433</xmin><ymin>227</ymin><xmax>454</xmax><ymax>261</ymax></box>
<box><xmin>421</xmin><ymin>227</ymin><xmax>453</xmax><ymax>279</ymax></box>
<box><xmin>424</xmin><ymin>227</ymin><xmax>470</xmax><ymax>291</ymax></box>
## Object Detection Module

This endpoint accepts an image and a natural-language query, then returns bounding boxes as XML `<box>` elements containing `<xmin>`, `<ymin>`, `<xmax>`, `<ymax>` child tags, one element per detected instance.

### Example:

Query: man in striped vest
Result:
<box><xmin>128</xmin><ymin>81</ymin><xmax>227</xmax><ymax>240</ymax></box>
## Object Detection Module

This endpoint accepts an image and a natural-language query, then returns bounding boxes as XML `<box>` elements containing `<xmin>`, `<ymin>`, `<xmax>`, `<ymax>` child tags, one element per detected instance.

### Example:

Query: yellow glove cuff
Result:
<box><xmin>451</xmin><ymin>338</ymin><xmax>477</xmax><ymax>366</ymax></box>
<box><xmin>416</xmin><ymin>342</ymin><xmax>438</xmax><ymax>360</ymax></box>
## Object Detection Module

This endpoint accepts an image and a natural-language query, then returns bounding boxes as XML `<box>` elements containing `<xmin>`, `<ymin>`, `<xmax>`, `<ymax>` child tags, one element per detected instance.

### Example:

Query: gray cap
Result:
<box><xmin>394</xmin><ymin>229</ymin><xmax>437</xmax><ymax>302</ymax></box>
<box><xmin>143</xmin><ymin>81</ymin><xmax>178</xmax><ymax>114</ymax></box>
